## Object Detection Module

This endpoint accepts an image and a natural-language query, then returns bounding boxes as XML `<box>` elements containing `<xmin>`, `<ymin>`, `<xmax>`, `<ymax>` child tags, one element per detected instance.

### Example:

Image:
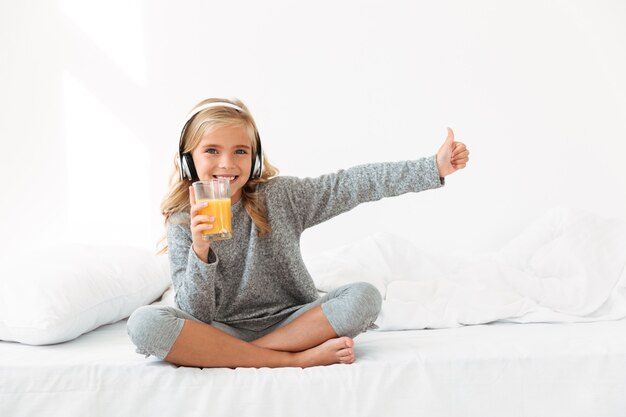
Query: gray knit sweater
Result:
<box><xmin>167</xmin><ymin>156</ymin><xmax>444</xmax><ymax>332</ymax></box>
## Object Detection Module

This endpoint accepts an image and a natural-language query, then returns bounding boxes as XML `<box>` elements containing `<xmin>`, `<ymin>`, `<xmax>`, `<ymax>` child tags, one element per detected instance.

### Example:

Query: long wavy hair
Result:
<box><xmin>158</xmin><ymin>98</ymin><xmax>279</xmax><ymax>254</ymax></box>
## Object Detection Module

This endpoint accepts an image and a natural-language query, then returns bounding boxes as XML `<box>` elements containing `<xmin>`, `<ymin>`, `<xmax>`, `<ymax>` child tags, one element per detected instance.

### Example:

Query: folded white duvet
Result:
<box><xmin>306</xmin><ymin>207</ymin><xmax>626</xmax><ymax>331</ymax></box>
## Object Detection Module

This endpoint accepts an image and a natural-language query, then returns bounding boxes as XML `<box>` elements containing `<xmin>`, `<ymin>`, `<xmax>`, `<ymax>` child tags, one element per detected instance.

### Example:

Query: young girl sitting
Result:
<box><xmin>127</xmin><ymin>98</ymin><xmax>469</xmax><ymax>368</ymax></box>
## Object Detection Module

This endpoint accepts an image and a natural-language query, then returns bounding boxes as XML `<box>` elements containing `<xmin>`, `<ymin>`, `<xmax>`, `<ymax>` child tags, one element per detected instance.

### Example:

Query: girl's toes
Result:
<box><xmin>338</xmin><ymin>348</ymin><xmax>355</xmax><ymax>364</ymax></box>
<box><xmin>338</xmin><ymin>348</ymin><xmax>352</xmax><ymax>357</ymax></box>
<box><xmin>340</xmin><ymin>354</ymin><xmax>355</xmax><ymax>364</ymax></box>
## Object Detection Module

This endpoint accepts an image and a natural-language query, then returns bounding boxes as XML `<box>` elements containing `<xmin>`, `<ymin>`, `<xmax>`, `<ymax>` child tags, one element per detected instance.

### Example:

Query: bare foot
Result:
<box><xmin>294</xmin><ymin>337</ymin><xmax>355</xmax><ymax>368</ymax></box>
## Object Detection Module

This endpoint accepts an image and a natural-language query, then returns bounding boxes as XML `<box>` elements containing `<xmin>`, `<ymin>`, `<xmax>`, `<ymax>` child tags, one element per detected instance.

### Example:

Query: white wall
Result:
<box><xmin>1</xmin><ymin>0</ymin><xmax>625</xmax><ymax>259</ymax></box>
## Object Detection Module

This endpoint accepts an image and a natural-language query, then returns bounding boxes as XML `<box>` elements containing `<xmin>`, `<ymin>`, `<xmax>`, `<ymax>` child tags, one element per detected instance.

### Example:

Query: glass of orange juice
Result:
<box><xmin>192</xmin><ymin>179</ymin><xmax>233</xmax><ymax>241</ymax></box>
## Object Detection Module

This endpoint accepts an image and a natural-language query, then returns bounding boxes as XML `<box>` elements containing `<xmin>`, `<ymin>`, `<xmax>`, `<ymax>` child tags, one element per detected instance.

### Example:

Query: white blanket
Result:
<box><xmin>306</xmin><ymin>207</ymin><xmax>626</xmax><ymax>331</ymax></box>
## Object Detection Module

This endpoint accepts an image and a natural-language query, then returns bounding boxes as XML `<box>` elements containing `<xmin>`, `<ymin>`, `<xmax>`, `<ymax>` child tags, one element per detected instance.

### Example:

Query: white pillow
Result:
<box><xmin>0</xmin><ymin>244</ymin><xmax>171</xmax><ymax>345</ymax></box>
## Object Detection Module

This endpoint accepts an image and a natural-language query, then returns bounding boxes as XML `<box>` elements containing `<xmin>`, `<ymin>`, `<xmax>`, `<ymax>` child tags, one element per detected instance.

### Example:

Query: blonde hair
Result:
<box><xmin>158</xmin><ymin>98</ymin><xmax>279</xmax><ymax>254</ymax></box>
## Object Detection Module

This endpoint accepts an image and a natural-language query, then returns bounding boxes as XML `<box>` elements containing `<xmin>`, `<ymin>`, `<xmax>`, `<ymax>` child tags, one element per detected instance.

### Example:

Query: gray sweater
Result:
<box><xmin>167</xmin><ymin>156</ymin><xmax>444</xmax><ymax>332</ymax></box>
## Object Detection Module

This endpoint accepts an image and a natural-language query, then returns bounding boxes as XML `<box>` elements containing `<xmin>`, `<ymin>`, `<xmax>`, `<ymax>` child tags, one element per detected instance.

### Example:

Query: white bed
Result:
<box><xmin>2</xmin><ymin>207</ymin><xmax>626</xmax><ymax>416</ymax></box>
<box><xmin>2</xmin><ymin>315</ymin><xmax>626</xmax><ymax>417</ymax></box>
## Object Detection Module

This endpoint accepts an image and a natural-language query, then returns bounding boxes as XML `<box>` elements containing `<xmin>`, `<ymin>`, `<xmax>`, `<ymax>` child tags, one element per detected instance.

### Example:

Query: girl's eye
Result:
<box><xmin>235</xmin><ymin>149</ymin><xmax>248</xmax><ymax>155</ymax></box>
<box><xmin>206</xmin><ymin>148</ymin><xmax>218</xmax><ymax>154</ymax></box>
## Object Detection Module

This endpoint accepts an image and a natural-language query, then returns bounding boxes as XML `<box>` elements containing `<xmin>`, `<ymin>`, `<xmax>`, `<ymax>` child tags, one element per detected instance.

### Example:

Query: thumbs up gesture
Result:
<box><xmin>436</xmin><ymin>127</ymin><xmax>469</xmax><ymax>178</ymax></box>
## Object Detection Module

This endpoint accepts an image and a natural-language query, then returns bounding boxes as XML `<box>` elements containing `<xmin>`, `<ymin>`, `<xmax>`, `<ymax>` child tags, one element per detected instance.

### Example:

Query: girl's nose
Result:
<box><xmin>218</xmin><ymin>154</ymin><xmax>235</xmax><ymax>168</ymax></box>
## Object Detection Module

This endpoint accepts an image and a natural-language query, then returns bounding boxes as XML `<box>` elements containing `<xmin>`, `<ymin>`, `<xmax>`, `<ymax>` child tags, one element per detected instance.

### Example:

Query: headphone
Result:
<box><xmin>177</xmin><ymin>101</ymin><xmax>263</xmax><ymax>182</ymax></box>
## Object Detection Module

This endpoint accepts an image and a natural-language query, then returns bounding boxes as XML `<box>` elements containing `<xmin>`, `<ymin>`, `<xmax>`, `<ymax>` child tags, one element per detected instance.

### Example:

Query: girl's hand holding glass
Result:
<box><xmin>189</xmin><ymin>185</ymin><xmax>214</xmax><ymax>263</ymax></box>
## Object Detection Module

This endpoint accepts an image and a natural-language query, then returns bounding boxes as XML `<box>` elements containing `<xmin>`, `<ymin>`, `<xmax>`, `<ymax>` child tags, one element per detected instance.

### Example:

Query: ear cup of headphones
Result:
<box><xmin>181</xmin><ymin>153</ymin><xmax>199</xmax><ymax>182</ymax></box>
<box><xmin>249</xmin><ymin>132</ymin><xmax>263</xmax><ymax>179</ymax></box>
<box><xmin>250</xmin><ymin>154</ymin><xmax>260</xmax><ymax>179</ymax></box>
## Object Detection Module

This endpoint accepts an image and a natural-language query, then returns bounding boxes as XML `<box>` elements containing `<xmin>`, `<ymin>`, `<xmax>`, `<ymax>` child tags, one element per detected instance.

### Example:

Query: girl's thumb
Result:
<box><xmin>189</xmin><ymin>186</ymin><xmax>196</xmax><ymax>205</ymax></box>
<box><xmin>446</xmin><ymin>127</ymin><xmax>455</xmax><ymax>144</ymax></box>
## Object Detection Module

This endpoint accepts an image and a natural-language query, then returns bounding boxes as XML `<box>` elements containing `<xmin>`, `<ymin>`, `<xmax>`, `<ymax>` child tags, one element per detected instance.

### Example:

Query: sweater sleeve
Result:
<box><xmin>282</xmin><ymin>155</ymin><xmax>444</xmax><ymax>231</ymax></box>
<box><xmin>166</xmin><ymin>218</ymin><xmax>219</xmax><ymax>323</ymax></box>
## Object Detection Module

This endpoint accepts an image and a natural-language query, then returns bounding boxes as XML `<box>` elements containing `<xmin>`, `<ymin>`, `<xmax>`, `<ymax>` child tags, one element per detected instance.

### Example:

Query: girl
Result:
<box><xmin>127</xmin><ymin>98</ymin><xmax>469</xmax><ymax>368</ymax></box>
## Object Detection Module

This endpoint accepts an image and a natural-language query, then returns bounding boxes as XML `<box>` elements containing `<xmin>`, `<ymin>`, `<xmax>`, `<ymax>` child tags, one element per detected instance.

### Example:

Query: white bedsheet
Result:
<box><xmin>307</xmin><ymin>207</ymin><xmax>626</xmax><ymax>330</ymax></box>
<box><xmin>2</xmin><ymin>316</ymin><xmax>626</xmax><ymax>417</ymax></box>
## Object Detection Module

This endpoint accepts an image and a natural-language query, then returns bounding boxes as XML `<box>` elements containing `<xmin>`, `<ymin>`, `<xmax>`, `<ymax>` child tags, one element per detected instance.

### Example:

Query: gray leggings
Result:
<box><xmin>127</xmin><ymin>282</ymin><xmax>382</xmax><ymax>360</ymax></box>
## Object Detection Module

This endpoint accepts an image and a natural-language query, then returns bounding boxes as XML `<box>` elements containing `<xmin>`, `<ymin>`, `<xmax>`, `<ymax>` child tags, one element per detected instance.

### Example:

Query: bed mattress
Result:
<box><xmin>2</xmin><ymin>317</ymin><xmax>625</xmax><ymax>417</ymax></box>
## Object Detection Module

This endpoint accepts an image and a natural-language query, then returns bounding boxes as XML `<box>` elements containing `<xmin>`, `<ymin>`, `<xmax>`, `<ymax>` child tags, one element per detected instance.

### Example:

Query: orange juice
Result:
<box><xmin>197</xmin><ymin>198</ymin><xmax>232</xmax><ymax>240</ymax></box>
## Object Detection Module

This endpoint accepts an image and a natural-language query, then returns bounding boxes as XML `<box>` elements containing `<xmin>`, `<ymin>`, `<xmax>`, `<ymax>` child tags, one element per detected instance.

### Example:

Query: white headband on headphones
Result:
<box><xmin>184</xmin><ymin>102</ymin><xmax>245</xmax><ymax>125</ymax></box>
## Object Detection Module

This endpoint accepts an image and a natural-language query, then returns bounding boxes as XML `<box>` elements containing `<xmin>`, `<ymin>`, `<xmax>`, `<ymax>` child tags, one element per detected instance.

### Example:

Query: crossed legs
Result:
<box><xmin>164</xmin><ymin>305</ymin><xmax>354</xmax><ymax>368</ymax></box>
<box><xmin>127</xmin><ymin>282</ymin><xmax>382</xmax><ymax>368</ymax></box>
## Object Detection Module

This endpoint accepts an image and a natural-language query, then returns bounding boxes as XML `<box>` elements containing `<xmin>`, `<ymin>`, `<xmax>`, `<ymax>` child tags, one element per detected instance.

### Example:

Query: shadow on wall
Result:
<box><xmin>59</xmin><ymin>0</ymin><xmax>160</xmax><ymax>248</ymax></box>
